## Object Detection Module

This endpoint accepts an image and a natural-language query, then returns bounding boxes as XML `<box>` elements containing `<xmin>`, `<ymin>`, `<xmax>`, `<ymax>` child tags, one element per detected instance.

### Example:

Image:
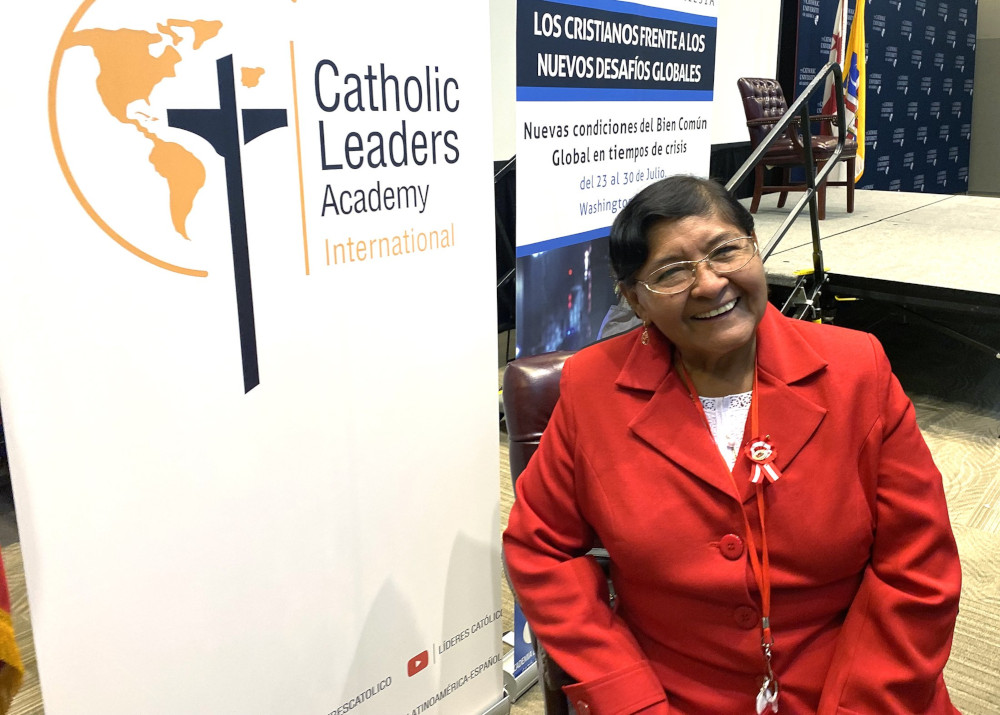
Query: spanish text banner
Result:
<box><xmin>514</xmin><ymin>0</ymin><xmax>716</xmax><ymax>359</ymax></box>
<box><xmin>516</xmin><ymin>0</ymin><xmax>717</xmax><ymax>253</ymax></box>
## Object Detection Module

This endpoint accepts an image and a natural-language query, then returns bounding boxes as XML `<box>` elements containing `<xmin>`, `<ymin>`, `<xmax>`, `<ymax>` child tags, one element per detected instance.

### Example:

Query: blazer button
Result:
<box><xmin>719</xmin><ymin>533</ymin><xmax>744</xmax><ymax>560</ymax></box>
<box><xmin>734</xmin><ymin>605</ymin><xmax>759</xmax><ymax>630</ymax></box>
<box><xmin>575</xmin><ymin>701</ymin><xmax>590</xmax><ymax>713</ymax></box>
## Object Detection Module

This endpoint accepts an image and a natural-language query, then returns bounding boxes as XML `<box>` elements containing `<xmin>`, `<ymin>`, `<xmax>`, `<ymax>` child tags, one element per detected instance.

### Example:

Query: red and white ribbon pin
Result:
<box><xmin>745</xmin><ymin>437</ymin><xmax>782</xmax><ymax>484</ymax></box>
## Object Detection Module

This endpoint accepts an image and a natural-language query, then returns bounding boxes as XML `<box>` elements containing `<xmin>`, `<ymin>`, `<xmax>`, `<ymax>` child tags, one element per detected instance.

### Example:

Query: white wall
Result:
<box><xmin>490</xmin><ymin>0</ymin><xmax>517</xmax><ymax>160</ymax></box>
<box><xmin>711</xmin><ymin>0</ymin><xmax>782</xmax><ymax>145</ymax></box>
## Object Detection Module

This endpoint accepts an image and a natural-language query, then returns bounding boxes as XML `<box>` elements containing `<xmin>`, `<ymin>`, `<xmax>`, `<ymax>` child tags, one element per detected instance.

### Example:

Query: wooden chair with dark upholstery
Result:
<box><xmin>502</xmin><ymin>350</ymin><xmax>574</xmax><ymax>714</ymax></box>
<box><xmin>504</xmin><ymin>350</ymin><xmax>617</xmax><ymax>715</ymax></box>
<box><xmin>737</xmin><ymin>77</ymin><xmax>857</xmax><ymax>220</ymax></box>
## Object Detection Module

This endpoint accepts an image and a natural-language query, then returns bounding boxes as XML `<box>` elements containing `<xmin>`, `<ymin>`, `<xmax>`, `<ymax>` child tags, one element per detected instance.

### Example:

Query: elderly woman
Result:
<box><xmin>503</xmin><ymin>176</ymin><xmax>961</xmax><ymax>714</ymax></box>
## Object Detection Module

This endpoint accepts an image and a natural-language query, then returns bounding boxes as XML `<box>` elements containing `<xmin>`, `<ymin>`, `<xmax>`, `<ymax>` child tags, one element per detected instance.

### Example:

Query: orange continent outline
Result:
<box><xmin>49</xmin><ymin>0</ymin><xmax>208</xmax><ymax>277</ymax></box>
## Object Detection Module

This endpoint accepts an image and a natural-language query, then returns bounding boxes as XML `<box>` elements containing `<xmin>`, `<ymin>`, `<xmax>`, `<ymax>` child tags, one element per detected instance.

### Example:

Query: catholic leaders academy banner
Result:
<box><xmin>515</xmin><ymin>0</ymin><xmax>716</xmax><ymax>357</ymax></box>
<box><xmin>0</xmin><ymin>2</ymin><xmax>502</xmax><ymax>714</ymax></box>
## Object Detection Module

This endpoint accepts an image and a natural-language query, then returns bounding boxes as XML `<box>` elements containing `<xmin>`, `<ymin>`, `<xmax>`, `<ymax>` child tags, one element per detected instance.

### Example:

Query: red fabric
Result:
<box><xmin>503</xmin><ymin>305</ymin><xmax>961</xmax><ymax>714</ymax></box>
<box><xmin>0</xmin><ymin>546</ymin><xmax>22</xmax><ymax>712</ymax></box>
<box><xmin>0</xmin><ymin>551</ymin><xmax>10</xmax><ymax>615</ymax></box>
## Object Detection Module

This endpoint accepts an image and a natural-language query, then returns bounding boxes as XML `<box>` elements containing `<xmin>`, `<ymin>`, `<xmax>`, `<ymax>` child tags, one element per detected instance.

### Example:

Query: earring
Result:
<box><xmin>641</xmin><ymin>323</ymin><xmax>650</xmax><ymax>345</ymax></box>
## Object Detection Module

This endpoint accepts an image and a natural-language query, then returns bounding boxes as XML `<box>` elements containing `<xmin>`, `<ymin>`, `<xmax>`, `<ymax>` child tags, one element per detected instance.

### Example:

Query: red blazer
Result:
<box><xmin>504</xmin><ymin>304</ymin><xmax>961</xmax><ymax>715</ymax></box>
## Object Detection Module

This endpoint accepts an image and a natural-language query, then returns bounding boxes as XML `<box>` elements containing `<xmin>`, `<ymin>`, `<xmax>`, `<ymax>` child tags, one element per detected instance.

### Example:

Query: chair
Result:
<box><xmin>737</xmin><ymin>77</ymin><xmax>857</xmax><ymax>220</ymax></box>
<box><xmin>503</xmin><ymin>350</ymin><xmax>590</xmax><ymax>715</ymax></box>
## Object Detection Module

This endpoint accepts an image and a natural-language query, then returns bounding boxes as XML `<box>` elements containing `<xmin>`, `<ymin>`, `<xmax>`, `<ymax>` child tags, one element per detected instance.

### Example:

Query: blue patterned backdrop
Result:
<box><xmin>795</xmin><ymin>0</ymin><xmax>977</xmax><ymax>193</ymax></box>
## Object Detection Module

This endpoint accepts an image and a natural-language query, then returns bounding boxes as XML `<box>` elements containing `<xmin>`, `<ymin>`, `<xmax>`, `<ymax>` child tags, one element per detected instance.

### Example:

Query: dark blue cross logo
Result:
<box><xmin>168</xmin><ymin>54</ymin><xmax>287</xmax><ymax>393</ymax></box>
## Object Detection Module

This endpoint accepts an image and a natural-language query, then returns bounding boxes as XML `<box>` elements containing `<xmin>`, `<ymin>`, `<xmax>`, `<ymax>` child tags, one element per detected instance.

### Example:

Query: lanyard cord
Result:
<box><xmin>675</xmin><ymin>361</ymin><xmax>773</xmax><ymax>648</ymax></box>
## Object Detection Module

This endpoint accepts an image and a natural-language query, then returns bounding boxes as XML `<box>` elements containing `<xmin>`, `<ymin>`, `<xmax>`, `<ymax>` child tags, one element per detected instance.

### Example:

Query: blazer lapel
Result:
<box><xmin>618</xmin><ymin>328</ymin><xmax>745</xmax><ymax>500</ymax></box>
<box><xmin>629</xmin><ymin>373</ymin><xmax>741</xmax><ymax>499</ymax></box>
<box><xmin>739</xmin><ymin>306</ymin><xmax>828</xmax><ymax>501</ymax></box>
<box><xmin>617</xmin><ymin>306</ymin><xmax>829</xmax><ymax>504</ymax></box>
<box><xmin>746</xmin><ymin>369</ymin><xmax>827</xmax><ymax>500</ymax></box>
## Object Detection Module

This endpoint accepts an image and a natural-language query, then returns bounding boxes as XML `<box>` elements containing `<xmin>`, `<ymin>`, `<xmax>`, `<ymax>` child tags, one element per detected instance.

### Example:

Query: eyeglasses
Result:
<box><xmin>636</xmin><ymin>236</ymin><xmax>758</xmax><ymax>296</ymax></box>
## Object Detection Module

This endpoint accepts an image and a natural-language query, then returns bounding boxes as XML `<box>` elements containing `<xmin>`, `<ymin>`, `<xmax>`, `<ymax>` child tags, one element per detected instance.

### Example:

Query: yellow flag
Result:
<box><xmin>844</xmin><ymin>1</ymin><xmax>866</xmax><ymax>180</ymax></box>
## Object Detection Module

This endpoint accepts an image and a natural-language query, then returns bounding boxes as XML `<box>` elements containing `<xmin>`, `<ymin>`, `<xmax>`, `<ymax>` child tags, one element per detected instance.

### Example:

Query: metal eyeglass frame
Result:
<box><xmin>636</xmin><ymin>236</ymin><xmax>759</xmax><ymax>296</ymax></box>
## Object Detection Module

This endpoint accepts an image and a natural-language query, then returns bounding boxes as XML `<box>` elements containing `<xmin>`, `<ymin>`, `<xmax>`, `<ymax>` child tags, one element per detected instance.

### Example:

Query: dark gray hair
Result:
<box><xmin>610</xmin><ymin>175</ymin><xmax>754</xmax><ymax>286</ymax></box>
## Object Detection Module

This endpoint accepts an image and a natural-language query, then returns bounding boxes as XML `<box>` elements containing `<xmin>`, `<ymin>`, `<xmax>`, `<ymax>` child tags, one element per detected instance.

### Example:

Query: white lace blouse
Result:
<box><xmin>698</xmin><ymin>391</ymin><xmax>753</xmax><ymax>471</ymax></box>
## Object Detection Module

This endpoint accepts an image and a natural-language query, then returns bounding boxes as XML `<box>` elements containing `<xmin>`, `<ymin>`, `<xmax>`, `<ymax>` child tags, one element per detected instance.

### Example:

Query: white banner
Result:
<box><xmin>0</xmin><ymin>2</ymin><xmax>502</xmax><ymax>714</ymax></box>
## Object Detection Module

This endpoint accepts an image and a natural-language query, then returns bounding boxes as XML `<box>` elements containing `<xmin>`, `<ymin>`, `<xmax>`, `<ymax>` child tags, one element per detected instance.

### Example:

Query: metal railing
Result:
<box><xmin>726</xmin><ymin>62</ymin><xmax>849</xmax><ymax>321</ymax></box>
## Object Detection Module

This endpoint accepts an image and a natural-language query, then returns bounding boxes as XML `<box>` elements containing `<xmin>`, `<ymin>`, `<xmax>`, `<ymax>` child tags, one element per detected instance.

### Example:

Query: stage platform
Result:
<box><xmin>747</xmin><ymin>190</ymin><xmax>1000</xmax><ymax>319</ymax></box>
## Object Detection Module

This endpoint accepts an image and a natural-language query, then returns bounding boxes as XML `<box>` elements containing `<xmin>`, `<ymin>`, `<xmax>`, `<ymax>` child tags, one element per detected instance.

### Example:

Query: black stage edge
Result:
<box><xmin>768</xmin><ymin>275</ymin><xmax>1000</xmax><ymax>362</ymax></box>
<box><xmin>826</xmin><ymin>274</ymin><xmax>1000</xmax><ymax>319</ymax></box>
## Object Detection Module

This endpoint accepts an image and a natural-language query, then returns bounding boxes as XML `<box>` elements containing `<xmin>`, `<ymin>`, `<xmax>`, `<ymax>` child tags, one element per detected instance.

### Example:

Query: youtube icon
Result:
<box><xmin>407</xmin><ymin>650</ymin><xmax>429</xmax><ymax>677</ymax></box>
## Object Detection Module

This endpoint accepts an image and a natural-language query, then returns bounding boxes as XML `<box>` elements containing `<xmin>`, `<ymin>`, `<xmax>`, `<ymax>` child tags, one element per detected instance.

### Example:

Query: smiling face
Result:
<box><xmin>622</xmin><ymin>213</ymin><xmax>767</xmax><ymax>370</ymax></box>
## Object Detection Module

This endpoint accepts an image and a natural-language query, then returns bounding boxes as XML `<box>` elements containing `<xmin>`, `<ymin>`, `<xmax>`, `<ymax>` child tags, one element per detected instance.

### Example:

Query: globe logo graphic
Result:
<box><xmin>51</xmin><ymin>1</ymin><xmax>295</xmax><ymax>391</ymax></box>
<box><xmin>50</xmin><ymin>0</ymin><xmax>292</xmax><ymax>278</ymax></box>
